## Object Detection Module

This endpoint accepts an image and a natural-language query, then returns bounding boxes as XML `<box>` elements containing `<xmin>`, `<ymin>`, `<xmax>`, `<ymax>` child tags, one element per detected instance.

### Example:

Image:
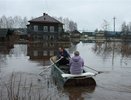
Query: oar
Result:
<box><xmin>84</xmin><ymin>65</ymin><xmax>104</xmax><ymax>74</ymax></box>
<box><xmin>39</xmin><ymin>57</ymin><xmax>62</xmax><ymax>76</ymax></box>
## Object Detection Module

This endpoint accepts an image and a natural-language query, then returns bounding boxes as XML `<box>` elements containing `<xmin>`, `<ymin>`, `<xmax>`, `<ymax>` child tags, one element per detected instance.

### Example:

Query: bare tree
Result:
<box><xmin>69</xmin><ymin>21</ymin><xmax>77</xmax><ymax>32</ymax></box>
<box><xmin>128</xmin><ymin>22</ymin><xmax>131</xmax><ymax>32</ymax></box>
<box><xmin>55</xmin><ymin>17</ymin><xmax>78</xmax><ymax>32</ymax></box>
<box><xmin>0</xmin><ymin>15</ymin><xmax>7</xmax><ymax>28</ymax></box>
<box><xmin>0</xmin><ymin>16</ymin><xmax>28</xmax><ymax>28</ymax></box>
<box><xmin>0</xmin><ymin>15</ymin><xmax>77</xmax><ymax>30</ymax></box>
<box><xmin>121</xmin><ymin>22</ymin><xmax>129</xmax><ymax>34</ymax></box>
<box><xmin>20</xmin><ymin>17</ymin><xmax>28</xmax><ymax>28</ymax></box>
<box><xmin>7</xmin><ymin>16</ymin><xmax>14</xmax><ymax>28</ymax></box>
<box><xmin>102</xmin><ymin>19</ymin><xmax>110</xmax><ymax>31</ymax></box>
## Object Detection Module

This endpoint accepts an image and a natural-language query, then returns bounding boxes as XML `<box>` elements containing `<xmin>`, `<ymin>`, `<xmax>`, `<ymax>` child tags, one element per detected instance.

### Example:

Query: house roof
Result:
<box><xmin>29</xmin><ymin>13</ymin><xmax>63</xmax><ymax>24</ymax></box>
<box><xmin>71</xmin><ymin>30</ymin><xmax>80</xmax><ymax>33</ymax></box>
<box><xmin>0</xmin><ymin>29</ymin><xmax>8</xmax><ymax>37</ymax></box>
<box><xmin>82</xmin><ymin>32</ymin><xmax>94</xmax><ymax>36</ymax></box>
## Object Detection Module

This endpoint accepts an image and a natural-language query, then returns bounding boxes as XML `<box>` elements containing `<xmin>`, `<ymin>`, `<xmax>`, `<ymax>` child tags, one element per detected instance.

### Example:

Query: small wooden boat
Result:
<box><xmin>50</xmin><ymin>56</ymin><xmax>96</xmax><ymax>87</ymax></box>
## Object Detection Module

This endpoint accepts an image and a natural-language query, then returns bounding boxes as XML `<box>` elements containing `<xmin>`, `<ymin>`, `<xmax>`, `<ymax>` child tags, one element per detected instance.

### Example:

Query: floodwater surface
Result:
<box><xmin>0</xmin><ymin>41</ymin><xmax>131</xmax><ymax>100</ymax></box>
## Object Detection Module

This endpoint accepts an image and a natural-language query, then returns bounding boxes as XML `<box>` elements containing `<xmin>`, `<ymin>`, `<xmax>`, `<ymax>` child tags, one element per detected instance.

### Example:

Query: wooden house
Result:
<box><xmin>27</xmin><ymin>13</ymin><xmax>72</xmax><ymax>61</ymax></box>
<box><xmin>27</xmin><ymin>13</ymin><xmax>64</xmax><ymax>42</ymax></box>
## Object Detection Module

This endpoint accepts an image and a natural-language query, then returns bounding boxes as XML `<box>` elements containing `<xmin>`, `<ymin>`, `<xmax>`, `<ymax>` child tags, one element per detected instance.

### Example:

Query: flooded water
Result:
<box><xmin>0</xmin><ymin>41</ymin><xmax>131</xmax><ymax>100</ymax></box>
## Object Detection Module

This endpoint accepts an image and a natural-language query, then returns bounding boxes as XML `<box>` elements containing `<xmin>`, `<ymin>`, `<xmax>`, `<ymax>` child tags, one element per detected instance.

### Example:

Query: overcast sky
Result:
<box><xmin>0</xmin><ymin>0</ymin><xmax>131</xmax><ymax>31</ymax></box>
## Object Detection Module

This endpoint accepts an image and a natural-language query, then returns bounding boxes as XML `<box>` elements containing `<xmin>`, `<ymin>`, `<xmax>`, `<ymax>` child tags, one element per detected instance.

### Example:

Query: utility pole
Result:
<box><xmin>113</xmin><ymin>17</ymin><xmax>116</xmax><ymax>33</ymax></box>
<box><xmin>112</xmin><ymin>17</ymin><xmax>116</xmax><ymax>69</ymax></box>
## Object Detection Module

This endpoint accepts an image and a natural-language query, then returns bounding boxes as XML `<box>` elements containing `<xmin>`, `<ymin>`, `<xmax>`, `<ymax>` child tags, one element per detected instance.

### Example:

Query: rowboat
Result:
<box><xmin>50</xmin><ymin>56</ymin><xmax>96</xmax><ymax>87</ymax></box>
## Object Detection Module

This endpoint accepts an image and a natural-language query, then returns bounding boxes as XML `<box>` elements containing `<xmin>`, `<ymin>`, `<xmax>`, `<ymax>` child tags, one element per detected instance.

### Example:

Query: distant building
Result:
<box><xmin>0</xmin><ymin>29</ymin><xmax>18</xmax><ymax>42</ymax></box>
<box><xmin>104</xmin><ymin>31</ymin><xmax>120</xmax><ymax>37</ymax></box>
<box><xmin>0</xmin><ymin>29</ymin><xmax>8</xmax><ymax>41</ymax></box>
<box><xmin>70</xmin><ymin>30</ymin><xmax>81</xmax><ymax>38</ymax></box>
<box><xmin>95</xmin><ymin>31</ymin><xmax>106</xmax><ymax>42</ymax></box>
<box><xmin>82</xmin><ymin>32</ymin><xmax>94</xmax><ymax>36</ymax></box>
<box><xmin>70</xmin><ymin>30</ymin><xmax>81</xmax><ymax>44</ymax></box>
<box><xmin>121</xmin><ymin>32</ymin><xmax>131</xmax><ymax>41</ymax></box>
<box><xmin>81</xmin><ymin>32</ymin><xmax>95</xmax><ymax>40</ymax></box>
<box><xmin>27</xmin><ymin>13</ymin><xmax>64</xmax><ymax>42</ymax></box>
<box><xmin>95</xmin><ymin>31</ymin><xmax>122</xmax><ymax>42</ymax></box>
<box><xmin>13</xmin><ymin>28</ymin><xmax>27</xmax><ymax>40</ymax></box>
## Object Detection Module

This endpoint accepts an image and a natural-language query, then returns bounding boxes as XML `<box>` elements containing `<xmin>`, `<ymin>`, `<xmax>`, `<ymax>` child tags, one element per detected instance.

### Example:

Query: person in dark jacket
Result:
<box><xmin>57</xmin><ymin>47</ymin><xmax>70</xmax><ymax>65</ymax></box>
<box><xmin>69</xmin><ymin>51</ymin><xmax>84</xmax><ymax>74</ymax></box>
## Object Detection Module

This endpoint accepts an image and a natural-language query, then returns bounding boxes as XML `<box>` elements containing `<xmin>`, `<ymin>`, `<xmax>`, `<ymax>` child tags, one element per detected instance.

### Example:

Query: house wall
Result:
<box><xmin>27</xmin><ymin>23</ymin><xmax>63</xmax><ymax>42</ymax></box>
<box><xmin>28</xmin><ymin>23</ymin><xmax>63</xmax><ymax>32</ymax></box>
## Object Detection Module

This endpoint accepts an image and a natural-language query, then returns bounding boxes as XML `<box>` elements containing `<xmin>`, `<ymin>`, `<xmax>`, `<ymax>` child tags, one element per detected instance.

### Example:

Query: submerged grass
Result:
<box><xmin>0</xmin><ymin>72</ymin><xmax>56</xmax><ymax>100</ymax></box>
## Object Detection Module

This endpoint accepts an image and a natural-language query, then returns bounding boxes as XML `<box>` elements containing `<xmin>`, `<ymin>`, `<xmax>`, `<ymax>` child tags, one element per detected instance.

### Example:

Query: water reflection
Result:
<box><xmin>92</xmin><ymin>41</ymin><xmax>131</xmax><ymax>58</ymax></box>
<box><xmin>27</xmin><ymin>42</ymin><xmax>72</xmax><ymax>66</ymax></box>
<box><xmin>92</xmin><ymin>41</ymin><xmax>131</xmax><ymax>67</ymax></box>
<box><xmin>0</xmin><ymin>41</ymin><xmax>131</xmax><ymax>100</ymax></box>
<box><xmin>68</xmin><ymin>43</ymin><xmax>77</xmax><ymax>55</ymax></box>
<box><xmin>64</xmin><ymin>86</ymin><xmax>95</xmax><ymax>100</ymax></box>
<box><xmin>0</xmin><ymin>42</ymin><xmax>13</xmax><ymax>54</ymax></box>
<box><xmin>0</xmin><ymin>42</ymin><xmax>14</xmax><ymax>69</ymax></box>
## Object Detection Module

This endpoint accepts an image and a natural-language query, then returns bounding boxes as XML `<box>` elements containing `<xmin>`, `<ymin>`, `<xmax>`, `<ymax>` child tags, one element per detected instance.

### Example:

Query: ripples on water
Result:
<box><xmin>0</xmin><ymin>42</ymin><xmax>131</xmax><ymax>100</ymax></box>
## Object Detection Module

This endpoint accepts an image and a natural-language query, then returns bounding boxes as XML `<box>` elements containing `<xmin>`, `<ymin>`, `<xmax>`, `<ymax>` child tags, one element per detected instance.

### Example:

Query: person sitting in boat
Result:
<box><xmin>69</xmin><ymin>51</ymin><xmax>84</xmax><ymax>74</ymax></box>
<box><xmin>57</xmin><ymin>47</ymin><xmax>70</xmax><ymax>65</ymax></box>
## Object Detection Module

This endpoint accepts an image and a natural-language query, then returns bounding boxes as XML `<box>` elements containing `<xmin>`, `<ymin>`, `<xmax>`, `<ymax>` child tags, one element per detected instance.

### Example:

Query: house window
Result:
<box><xmin>50</xmin><ymin>26</ymin><xmax>54</xmax><ymax>32</ymax></box>
<box><xmin>58</xmin><ymin>27</ymin><xmax>62</xmax><ymax>32</ymax></box>
<box><xmin>34</xmin><ymin>25</ymin><xmax>38</xmax><ymax>31</ymax></box>
<box><xmin>33</xmin><ymin>51</ymin><xmax>38</xmax><ymax>56</ymax></box>
<box><xmin>43</xmin><ymin>26</ymin><xmax>48</xmax><ymax>32</ymax></box>
<box><xmin>49</xmin><ymin>51</ymin><xmax>54</xmax><ymax>56</ymax></box>
<box><xmin>43</xmin><ymin>51</ymin><xmax>48</xmax><ymax>56</ymax></box>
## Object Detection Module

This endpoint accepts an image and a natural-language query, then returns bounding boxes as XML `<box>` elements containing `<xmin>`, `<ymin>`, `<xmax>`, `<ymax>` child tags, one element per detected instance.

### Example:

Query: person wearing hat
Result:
<box><xmin>69</xmin><ymin>51</ymin><xmax>84</xmax><ymax>74</ymax></box>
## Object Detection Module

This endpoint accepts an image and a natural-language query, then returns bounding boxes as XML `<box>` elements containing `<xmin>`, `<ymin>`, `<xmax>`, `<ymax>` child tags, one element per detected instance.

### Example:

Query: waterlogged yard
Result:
<box><xmin>0</xmin><ymin>42</ymin><xmax>131</xmax><ymax>100</ymax></box>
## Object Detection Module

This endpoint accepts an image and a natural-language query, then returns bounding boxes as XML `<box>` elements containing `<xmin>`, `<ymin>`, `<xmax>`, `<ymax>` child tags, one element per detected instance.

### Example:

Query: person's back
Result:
<box><xmin>69</xmin><ymin>51</ymin><xmax>84</xmax><ymax>74</ymax></box>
